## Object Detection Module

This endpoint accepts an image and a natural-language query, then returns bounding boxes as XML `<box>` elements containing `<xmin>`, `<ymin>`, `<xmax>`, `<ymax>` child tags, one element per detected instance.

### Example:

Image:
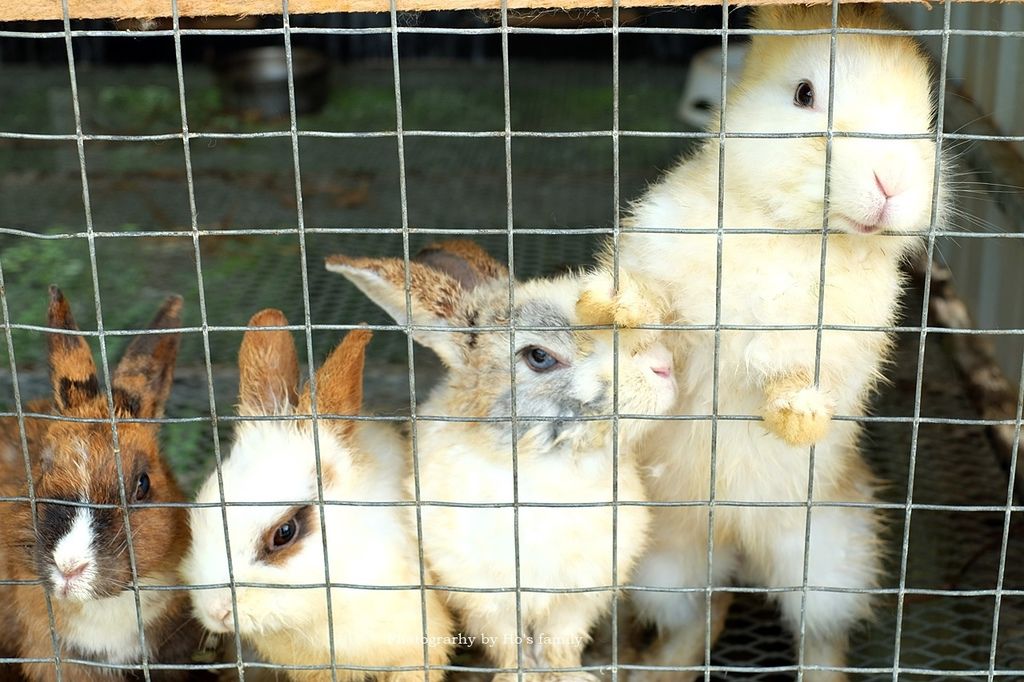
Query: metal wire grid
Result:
<box><xmin>0</xmin><ymin>0</ymin><xmax>1021</xmax><ymax>681</ymax></box>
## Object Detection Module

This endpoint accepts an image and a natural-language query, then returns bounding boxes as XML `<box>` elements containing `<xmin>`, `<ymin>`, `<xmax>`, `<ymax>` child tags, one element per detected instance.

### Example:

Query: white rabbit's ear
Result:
<box><xmin>750</xmin><ymin>3</ymin><xmax>886</xmax><ymax>31</ymax></box>
<box><xmin>748</xmin><ymin>5</ymin><xmax>796</xmax><ymax>30</ymax></box>
<box><xmin>326</xmin><ymin>241</ymin><xmax>507</xmax><ymax>367</ymax></box>
<box><xmin>298</xmin><ymin>328</ymin><xmax>371</xmax><ymax>440</ymax></box>
<box><xmin>237</xmin><ymin>309</ymin><xmax>300</xmax><ymax>416</ymax></box>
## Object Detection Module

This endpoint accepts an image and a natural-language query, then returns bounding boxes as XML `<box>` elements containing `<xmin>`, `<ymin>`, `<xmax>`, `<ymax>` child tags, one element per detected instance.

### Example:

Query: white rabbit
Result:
<box><xmin>183</xmin><ymin>310</ymin><xmax>455</xmax><ymax>682</ymax></box>
<box><xmin>613</xmin><ymin>5</ymin><xmax>947</xmax><ymax>681</ymax></box>
<box><xmin>327</xmin><ymin>240</ymin><xmax>678</xmax><ymax>682</ymax></box>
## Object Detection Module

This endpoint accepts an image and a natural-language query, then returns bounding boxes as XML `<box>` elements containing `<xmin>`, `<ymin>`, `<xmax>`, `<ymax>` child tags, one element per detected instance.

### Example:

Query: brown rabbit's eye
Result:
<box><xmin>271</xmin><ymin>518</ymin><xmax>299</xmax><ymax>550</ymax></box>
<box><xmin>794</xmin><ymin>80</ymin><xmax>815</xmax><ymax>108</ymax></box>
<box><xmin>134</xmin><ymin>473</ymin><xmax>150</xmax><ymax>501</ymax></box>
<box><xmin>523</xmin><ymin>346</ymin><xmax>560</xmax><ymax>372</ymax></box>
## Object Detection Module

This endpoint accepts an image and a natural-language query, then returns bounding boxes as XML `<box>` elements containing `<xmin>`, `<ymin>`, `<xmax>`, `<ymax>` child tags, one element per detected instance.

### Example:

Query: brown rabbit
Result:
<box><xmin>0</xmin><ymin>286</ymin><xmax>207</xmax><ymax>681</ymax></box>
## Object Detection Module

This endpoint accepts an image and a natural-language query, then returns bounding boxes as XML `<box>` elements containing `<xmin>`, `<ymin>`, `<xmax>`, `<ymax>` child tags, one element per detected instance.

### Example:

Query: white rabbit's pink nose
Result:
<box><xmin>642</xmin><ymin>345</ymin><xmax>675</xmax><ymax>381</ymax></box>
<box><xmin>874</xmin><ymin>171</ymin><xmax>895</xmax><ymax>199</ymax></box>
<box><xmin>200</xmin><ymin>596</ymin><xmax>236</xmax><ymax>633</ymax></box>
<box><xmin>652</xmin><ymin>365</ymin><xmax>672</xmax><ymax>379</ymax></box>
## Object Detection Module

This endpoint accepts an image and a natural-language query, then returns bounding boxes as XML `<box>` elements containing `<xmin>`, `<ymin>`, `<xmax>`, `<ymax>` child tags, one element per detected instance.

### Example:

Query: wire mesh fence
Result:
<box><xmin>1</xmin><ymin>0</ymin><xmax>1023</xmax><ymax>681</ymax></box>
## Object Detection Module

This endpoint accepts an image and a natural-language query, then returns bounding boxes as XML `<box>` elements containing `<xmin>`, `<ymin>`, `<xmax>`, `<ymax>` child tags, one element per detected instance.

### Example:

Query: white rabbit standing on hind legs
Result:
<box><xmin>327</xmin><ymin>240</ymin><xmax>679</xmax><ymax>682</ymax></box>
<box><xmin>614</xmin><ymin>5</ymin><xmax>948</xmax><ymax>682</ymax></box>
<box><xmin>184</xmin><ymin>312</ymin><xmax>455</xmax><ymax>682</ymax></box>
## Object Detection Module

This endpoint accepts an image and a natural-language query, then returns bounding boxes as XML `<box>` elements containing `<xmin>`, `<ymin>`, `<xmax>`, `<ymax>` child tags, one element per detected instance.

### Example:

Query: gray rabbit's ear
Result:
<box><xmin>326</xmin><ymin>241</ymin><xmax>507</xmax><ymax>368</ymax></box>
<box><xmin>412</xmin><ymin>240</ymin><xmax>508</xmax><ymax>290</ymax></box>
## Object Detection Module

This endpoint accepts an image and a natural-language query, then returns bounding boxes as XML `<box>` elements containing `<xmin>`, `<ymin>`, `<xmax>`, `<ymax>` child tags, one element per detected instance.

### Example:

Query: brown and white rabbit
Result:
<box><xmin>0</xmin><ymin>286</ymin><xmax>205</xmax><ymax>681</ymax></box>
<box><xmin>183</xmin><ymin>311</ymin><xmax>455</xmax><ymax>682</ymax></box>
<box><xmin>613</xmin><ymin>5</ymin><xmax>947</xmax><ymax>681</ymax></box>
<box><xmin>327</xmin><ymin>241</ymin><xmax>678</xmax><ymax>682</ymax></box>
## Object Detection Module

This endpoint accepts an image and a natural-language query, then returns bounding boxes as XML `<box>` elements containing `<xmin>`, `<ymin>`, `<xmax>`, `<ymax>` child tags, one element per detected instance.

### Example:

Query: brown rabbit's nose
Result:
<box><xmin>58</xmin><ymin>561</ymin><xmax>89</xmax><ymax>581</ymax></box>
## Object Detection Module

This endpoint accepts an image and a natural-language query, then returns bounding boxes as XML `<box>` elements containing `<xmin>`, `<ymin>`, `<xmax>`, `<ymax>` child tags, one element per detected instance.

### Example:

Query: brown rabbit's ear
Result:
<box><xmin>111</xmin><ymin>295</ymin><xmax>183</xmax><ymax>419</ymax></box>
<box><xmin>298</xmin><ymin>329</ymin><xmax>371</xmax><ymax>440</ymax></box>
<box><xmin>237</xmin><ymin>309</ymin><xmax>300</xmax><ymax>417</ymax></box>
<box><xmin>47</xmin><ymin>285</ymin><xmax>100</xmax><ymax>413</ymax></box>
<box><xmin>326</xmin><ymin>242</ymin><xmax>506</xmax><ymax>367</ymax></box>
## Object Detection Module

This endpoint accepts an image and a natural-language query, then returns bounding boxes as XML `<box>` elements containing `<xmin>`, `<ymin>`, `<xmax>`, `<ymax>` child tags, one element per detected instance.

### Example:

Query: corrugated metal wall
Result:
<box><xmin>893</xmin><ymin>2</ymin><xmax>1024</xmax><ymax>380</ymax></box>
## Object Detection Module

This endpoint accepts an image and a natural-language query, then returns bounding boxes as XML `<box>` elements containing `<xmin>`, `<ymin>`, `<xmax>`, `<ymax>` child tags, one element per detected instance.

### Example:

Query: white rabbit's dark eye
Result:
<box><xmin>523</xmin><ymin>346</ymin><xmax>560</xmax><ymax>372</ymax></box>
<box><xmin>134</xmin><ymin>473</ymin><xmax>150</xmax><ymax>501</ymax></box>
<box><xmin>794</xmin><ymin>80</ymin><xmax>815</xmax><ymax>108</ymax></box>
<box><xmin>271</xmin><ymin>518</ymin><xmax>299</xmax><ymax>549</ymax></box>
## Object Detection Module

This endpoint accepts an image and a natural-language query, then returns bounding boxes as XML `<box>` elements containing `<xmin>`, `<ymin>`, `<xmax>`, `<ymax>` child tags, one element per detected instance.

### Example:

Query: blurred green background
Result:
<box><xmin>0</xmin><ymin>59</ymin><xmax>697</xmax><ymax>488</ymax></box>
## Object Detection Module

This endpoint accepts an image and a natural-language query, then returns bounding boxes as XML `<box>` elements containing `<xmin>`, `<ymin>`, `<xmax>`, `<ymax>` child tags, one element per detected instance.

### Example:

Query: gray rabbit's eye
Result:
<box><xmin>794</xmin><ymin>80</ymin><xmax>815</xmax><ymax>108</ymax></box>
<box><xmin>522</xmin><ymin>346</ymin><xmax>561</xmax><ymax>372</ymax></box>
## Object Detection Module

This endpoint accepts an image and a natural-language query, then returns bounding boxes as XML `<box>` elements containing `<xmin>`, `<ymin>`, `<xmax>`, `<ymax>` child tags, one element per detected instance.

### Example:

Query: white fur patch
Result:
<box><xmin>51</xmin><ymin>508</ymin><xmax>97</xmax><ymax>601</ymax></box>
<box><xmin>63</xmin><ymin>586</ymin><xmax>174</xmax><ymax>663</ymax></box>
<box><xmin>765</xmin><ymin>507</ymin><xmax>878</xmax><ymax>638</ymax></box>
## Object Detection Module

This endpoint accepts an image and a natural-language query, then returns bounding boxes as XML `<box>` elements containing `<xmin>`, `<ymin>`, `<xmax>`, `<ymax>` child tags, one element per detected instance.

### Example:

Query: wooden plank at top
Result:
<box><xmin>1</xmin><ymin>0</ymin><xmax>1011</xmax><ymax>23</ymax></box>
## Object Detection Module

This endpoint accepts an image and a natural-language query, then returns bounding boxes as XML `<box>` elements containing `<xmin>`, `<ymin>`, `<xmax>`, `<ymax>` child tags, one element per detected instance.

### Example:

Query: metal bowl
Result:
<box><xmin>216</xmin><ymin>46</ymin><xmax>330</xmax><ymax>120</ymax></box>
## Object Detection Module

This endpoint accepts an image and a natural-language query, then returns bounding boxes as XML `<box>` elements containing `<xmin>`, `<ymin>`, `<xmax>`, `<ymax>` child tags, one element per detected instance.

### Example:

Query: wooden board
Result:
<box><xmin>1</xmin><ymin>0</ymin><xmax>1010</xmax><ymax>23</ymax></box>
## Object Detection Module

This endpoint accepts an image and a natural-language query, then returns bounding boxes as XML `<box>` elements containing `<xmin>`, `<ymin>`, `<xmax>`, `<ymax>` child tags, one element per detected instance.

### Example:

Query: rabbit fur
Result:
<box><xmin>327</xmin><ymin>241</ymin><xmax>679</xmax><ymax>682</ymax></box>
<box><xmin>612</xmin><ymin>5</ymin><xmax>948</xmax><ymax>681</ymax></box>
<box><xmin>184</xmin><ymin>312</ymin><xmax>455</xmax><ymax>682</ymax></box>
<box><xmin>0</xmin><ymin>287</ymin><xmax>205</xmax><ymax>681</ymax></box>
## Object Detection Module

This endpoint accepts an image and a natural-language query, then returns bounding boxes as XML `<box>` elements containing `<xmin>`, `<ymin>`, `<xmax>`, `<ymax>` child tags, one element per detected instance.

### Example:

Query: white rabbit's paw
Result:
<box><xmin>577</xmin><ymin>271</ymin><xmax>662</xmax><ymax>329</ymax></box>
<box><xmin>762</xmin><ymin>384</ymin><xmax>835</xmax><ymax>446</ymax></box>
